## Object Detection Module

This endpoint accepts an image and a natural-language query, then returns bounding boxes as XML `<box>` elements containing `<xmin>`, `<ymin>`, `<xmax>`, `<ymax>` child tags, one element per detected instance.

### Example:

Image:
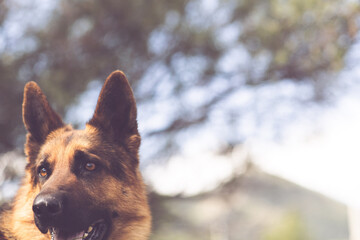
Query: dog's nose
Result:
<box><xmin>33</xmin><ymin>194</ymin><xmax>64</xmax><ymax>219</ymax></box>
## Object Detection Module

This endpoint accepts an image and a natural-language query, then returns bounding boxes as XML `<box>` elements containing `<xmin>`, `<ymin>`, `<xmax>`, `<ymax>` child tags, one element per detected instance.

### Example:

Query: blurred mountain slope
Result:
<box><xmin>149</xmin><ymin>166</ymin><xmax>348</xmax><ymax>240</ymax></box>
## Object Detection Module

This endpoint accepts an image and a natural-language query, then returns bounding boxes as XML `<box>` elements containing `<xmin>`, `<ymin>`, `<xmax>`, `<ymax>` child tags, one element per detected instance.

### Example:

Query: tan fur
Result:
<box><xmin>0</xmin><ymin>71</ymin><xmax>151</xmax><ymax>240</ymax></box>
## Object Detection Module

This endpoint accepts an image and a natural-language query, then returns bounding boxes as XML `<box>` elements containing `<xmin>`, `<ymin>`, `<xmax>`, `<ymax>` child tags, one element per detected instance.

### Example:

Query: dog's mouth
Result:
<box><xmin>50</xmin><ymin>220</ymin><xmax>108</xmax><ymax>240</ymax></box>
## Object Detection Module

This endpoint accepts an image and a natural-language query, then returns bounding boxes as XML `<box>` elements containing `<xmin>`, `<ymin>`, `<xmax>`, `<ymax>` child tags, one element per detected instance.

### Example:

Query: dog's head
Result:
<box><xmin>22</xmin><ymin>71</ymin><xmax>151</xmax><ymax>240</ymax></box>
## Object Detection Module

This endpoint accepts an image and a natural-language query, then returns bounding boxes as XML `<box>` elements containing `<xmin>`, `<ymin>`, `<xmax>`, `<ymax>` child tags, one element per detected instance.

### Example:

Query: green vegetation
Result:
<box><xmin>263</xmin><ymin>212</ymin><xmax>311</xmax><ymax>240</ymax></box>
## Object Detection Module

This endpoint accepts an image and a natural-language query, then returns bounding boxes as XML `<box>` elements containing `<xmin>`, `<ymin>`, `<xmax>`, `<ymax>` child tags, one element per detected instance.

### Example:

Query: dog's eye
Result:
<box><xmin>85</xmin><ymin>162</ymin><xmax>96</xmax><ymax>171</ymax></box>
<box><xmin>39</xmin><ymin>167</ymin><xmax>48</xmax><ymax>178</ymax></box>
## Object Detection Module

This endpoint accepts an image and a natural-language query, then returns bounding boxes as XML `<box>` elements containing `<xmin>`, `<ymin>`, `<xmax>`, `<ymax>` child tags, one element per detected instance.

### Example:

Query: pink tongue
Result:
<box><xmin>53</xmin><ymin>231</ymin><xmax>85</xmax><ymax>240</ymax></box>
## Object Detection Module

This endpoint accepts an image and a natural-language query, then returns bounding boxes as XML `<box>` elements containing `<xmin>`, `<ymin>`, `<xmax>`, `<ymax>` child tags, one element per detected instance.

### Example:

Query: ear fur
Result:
<box><xmin>22</xmin><ymin>81</ymin><xmax>64</xmax><ymax>162</ymax></box>
<box><xmin>88</xmin><ymin>71</ymin><xmax>140</xmax><ymax>153</ymax></box>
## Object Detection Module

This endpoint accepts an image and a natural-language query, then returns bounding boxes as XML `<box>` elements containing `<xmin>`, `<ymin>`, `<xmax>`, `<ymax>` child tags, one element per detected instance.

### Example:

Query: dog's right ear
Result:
<box><xmin>87</xmin><ymin>71</ymin><xmax>140</xmax><ymax>156</ymax></box>
<box><xmin>23</xmin><ymin>82</ymin><xmax>64</xmax><ymax>162</ymax></box>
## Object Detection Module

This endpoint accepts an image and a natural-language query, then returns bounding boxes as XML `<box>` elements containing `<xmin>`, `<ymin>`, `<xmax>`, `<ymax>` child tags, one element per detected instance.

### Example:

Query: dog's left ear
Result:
<box><xmin>88</xmin><ymin>71</ymin><xmax>140</xmax><ymax>155</ymax></box>
<box><xmin>23</xmin><ymin>82</ymin><xmax>65</xmax><ymax>162</ymax></box>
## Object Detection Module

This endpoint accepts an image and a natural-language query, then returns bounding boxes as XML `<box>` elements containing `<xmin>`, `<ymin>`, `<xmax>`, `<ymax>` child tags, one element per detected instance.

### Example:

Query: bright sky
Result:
<box><xmin>144</xmin><ymin>76</ymin><xmax>360</xmax><ymax>207</ymax></box>
<box><xmin>252</xmin><ymin>85</ymin><xmax>360</xmax><ymax>207</ymax></box>
<box><xmin>144</xmin><ymin>39</ymin><xmax>360</xmax><ymax>207</ymax></box>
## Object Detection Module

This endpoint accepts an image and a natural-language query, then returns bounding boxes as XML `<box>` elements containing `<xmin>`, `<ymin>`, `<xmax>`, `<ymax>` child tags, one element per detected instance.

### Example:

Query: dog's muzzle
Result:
<box><xmin>32</xmin><ymin>192</ymin><xmax>110</xmax><ymax>240</ymax></box>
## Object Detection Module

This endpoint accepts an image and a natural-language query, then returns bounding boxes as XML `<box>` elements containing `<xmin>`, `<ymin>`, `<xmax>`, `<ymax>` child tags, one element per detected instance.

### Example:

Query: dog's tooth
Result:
<box><xmin>83</xmin><ymin>232</ymin><xmax>89</xmax><ymax>238</ymax></box>
<box><xmin>51</xmin><ymin>229</ymin><xmax>55</xmax><ymax>240</ymax></box>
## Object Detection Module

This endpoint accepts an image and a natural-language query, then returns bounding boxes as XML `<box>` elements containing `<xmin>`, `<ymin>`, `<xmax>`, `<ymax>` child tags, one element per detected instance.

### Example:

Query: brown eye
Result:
<box><xmin>85</xmin><ymin>162</ymin><xmax>96</xmax><ymax>171</ymax></box>
<box><xmin>39</xmin><ymin>168</ymin><xmax>48</xmax><ymax>178</ymax></box>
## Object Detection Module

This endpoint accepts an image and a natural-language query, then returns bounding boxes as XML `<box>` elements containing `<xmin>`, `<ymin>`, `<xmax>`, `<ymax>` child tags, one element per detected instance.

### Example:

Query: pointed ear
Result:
<box><xmin>88</xmin><ymin>71</ymin><xmax>140</xmax><ymax>151</ymax></box>
<box><xmin>23</xmin><ymin>82</ymin><xmax>64</xmax><ymax>161</ymax></box>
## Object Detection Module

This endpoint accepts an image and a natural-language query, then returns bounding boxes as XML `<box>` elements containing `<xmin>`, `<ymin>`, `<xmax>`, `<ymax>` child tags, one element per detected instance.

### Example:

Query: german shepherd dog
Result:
<box><xmin>0</xmin><ymin>71</ymin><xmax>151</xmax><ymax>240</ymax></box>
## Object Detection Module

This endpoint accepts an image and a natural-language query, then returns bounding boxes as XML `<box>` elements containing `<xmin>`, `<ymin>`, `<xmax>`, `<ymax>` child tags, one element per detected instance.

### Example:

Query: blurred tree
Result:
<box><xmin>0</xmin><ymin>0</ymin><xmax>24</xmax><ymax>152</ymax></box>
<box><xmin>0</xmin><ymin>0</ymin><xmax>358</xmax><ymax>156</ymax></box>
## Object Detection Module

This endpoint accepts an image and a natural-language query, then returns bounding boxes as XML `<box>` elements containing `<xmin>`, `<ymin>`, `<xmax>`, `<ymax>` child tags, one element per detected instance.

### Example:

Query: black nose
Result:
<box><xmin>33</xmin><ymin>194</ymin><xmax>64</xmax><ymax>219</ymax></box>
